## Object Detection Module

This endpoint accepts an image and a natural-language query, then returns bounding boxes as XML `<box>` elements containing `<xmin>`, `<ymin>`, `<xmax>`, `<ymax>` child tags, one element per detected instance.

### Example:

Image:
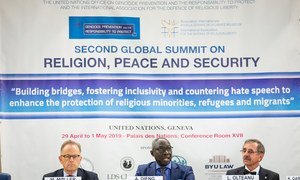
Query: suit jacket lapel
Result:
<box><xmin>57</xmin><ymin>169</ymin><xmax>64</xmax><ymax>177</ymax></box>
<box><xmin>170</xmin><ymin>162</ymin><xmax>180</xmax><ymax>180</ymax></box>
<box><xmin>258</xmin><ymin>167</ymin><xmax>268</xmax><ymax>180</ymax></box>
<box><xmin>78</xmin><ymin>168</ymin><xmax>87</xmax><ymax>179</ymax></box>
<box><xmin>236</xmin><ymin>166</ymin><xmax>245</xmax><ymax>175</ymax></box>
<box><xmin>147</xmin><ymin>162</ymin><xmax>156</xmax><ymax>176</ymax></box>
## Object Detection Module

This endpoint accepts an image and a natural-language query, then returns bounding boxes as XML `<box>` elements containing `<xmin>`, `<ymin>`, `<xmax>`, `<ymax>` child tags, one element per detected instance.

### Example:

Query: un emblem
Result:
<box><xmin>172</xmin><ymin>155</ymin><xmax>187</xmax><ymax>166</ymax></box>
<box><xmin>80</xmin><ymin>157</ymin><xmax>94</xmax><ymax>171</ymax></box>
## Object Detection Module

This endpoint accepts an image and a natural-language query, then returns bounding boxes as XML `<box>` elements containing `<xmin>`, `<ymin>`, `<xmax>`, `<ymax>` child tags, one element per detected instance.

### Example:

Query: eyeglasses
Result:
<box><xmin>61</xmin><ymin>154</ymin><xmax>81</xmax><ymax>159</ymax></box>
<box><xmin>240</xmin><ymin>149</ymin><xmax>258</xmax><ymax>154</ymax></box>
<box><xmin>155</xmin><ymin>146</ymin><xmax>173</xmax><ymax>154</ymax></box>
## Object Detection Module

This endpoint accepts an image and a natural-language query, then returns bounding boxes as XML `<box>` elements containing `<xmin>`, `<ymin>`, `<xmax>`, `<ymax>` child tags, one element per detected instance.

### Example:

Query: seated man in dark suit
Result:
<box><xmin>135</xmin><ymin>138</ymin><xmax>195</xmax><ymax>180</ymax></box>
<box><xmin>43</xmin><ymin>140</ymin><xmax>99</xmax><ymax>180</ymax></box>
<box><xmin>226</xmin><ymin>139</ymin><xmax>280</xmax><ymax>180</ymax></box>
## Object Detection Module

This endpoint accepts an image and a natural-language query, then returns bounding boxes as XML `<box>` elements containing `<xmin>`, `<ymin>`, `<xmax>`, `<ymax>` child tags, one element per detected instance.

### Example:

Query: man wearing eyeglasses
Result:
<box><xmin>42</xmin><ymin>140</ymin><xmax>99</xmax><ymax>180</ymax></box>
<box><xmin>135</xmin><ymin>138</ymin><xmax>195</xmax><ymax>180</ymax></box>
<box><xmin>226</xmin><ymin>139</ymin><xmax>280</xmax><ymax>180</ymax></box>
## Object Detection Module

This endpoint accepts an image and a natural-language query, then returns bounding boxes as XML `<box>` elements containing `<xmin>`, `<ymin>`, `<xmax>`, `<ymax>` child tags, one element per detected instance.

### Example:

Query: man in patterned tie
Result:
<box><xmin>226</xmin><ymin>139</ymin><xmax>280</xmax><ymax>180</ymax></box>
<box><xmin>42</xmin><ymin>140</ymin><xmax>99</xmax><ymax>180</ymax></box>
<box><xmin>135</xmin><ymin>138</ymin><xmax>195</xmax><ymax>180</ymax></box>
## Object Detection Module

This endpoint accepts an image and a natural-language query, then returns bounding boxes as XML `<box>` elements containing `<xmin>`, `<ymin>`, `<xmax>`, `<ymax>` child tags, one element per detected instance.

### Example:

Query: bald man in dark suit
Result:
<box><xmin>135</xmin><ymin>138</ymin><xmax>195</xmax><ymax>180</ymax></box>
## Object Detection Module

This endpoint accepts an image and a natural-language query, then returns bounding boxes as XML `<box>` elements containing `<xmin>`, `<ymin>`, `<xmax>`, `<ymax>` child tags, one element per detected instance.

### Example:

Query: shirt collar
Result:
<box><xmin>155</xmin><ymin>161</ymin><xmax>172</xmax><ymax>170</ymax></box>
<box><xmin>245</xmin><ymin>165</ymin><xmax>260</xmax><ymax>175</ymax></box>
<box><xmin>63</xmin><ymin>170</ymin><xmax>77</xmax><ymax>177</ymax></box>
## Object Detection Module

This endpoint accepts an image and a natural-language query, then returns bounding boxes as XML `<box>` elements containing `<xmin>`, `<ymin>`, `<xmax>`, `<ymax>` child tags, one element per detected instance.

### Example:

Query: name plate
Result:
<box><xmin>287</xmin><ymin>176</ymin><xmax>300</xmax><ymax>180</ymax></box>
<box><xmin>222</xmin><ymin>175</ymin><xmax>259</xmax><ymax>180</ymax></box>
<box><xmin>127</xmin><ymin>176</ymin><xmax>163</xmax><ymax>180</ymax></box>
<box><xmin>44</xmin><ymin>177</ymin><xmax>82</xmax><ymax>180</ymax></box>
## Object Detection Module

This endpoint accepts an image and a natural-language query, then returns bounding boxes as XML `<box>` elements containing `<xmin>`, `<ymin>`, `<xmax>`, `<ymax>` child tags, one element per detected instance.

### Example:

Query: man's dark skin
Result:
<box><xmin>150</xmin><ymin>138</ymin><xmax>173</xmax><ymax>166</ymax></box>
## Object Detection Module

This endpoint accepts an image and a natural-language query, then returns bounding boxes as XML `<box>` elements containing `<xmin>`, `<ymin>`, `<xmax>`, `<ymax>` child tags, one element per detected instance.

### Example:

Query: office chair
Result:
<box><xmin>0</xmin><ymin>173</ymin><xmax>11</xmax><ymax>180</ymax></box>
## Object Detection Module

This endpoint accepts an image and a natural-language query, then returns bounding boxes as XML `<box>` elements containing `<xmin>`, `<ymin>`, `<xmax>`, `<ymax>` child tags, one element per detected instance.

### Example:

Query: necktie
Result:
<box><xmin>67</xmin><ymin>175</ymin><xmax>74</xmax><ymax>177</ymax></box>
<box><xmin>160</xmin><ymin>167</ymin><xmax>166</xmax><ymax>180</ymax></box>
<box><xmin>244</xmin><ymin>169</ymin><xmax>257</xmax><ymax>175</ymax></box>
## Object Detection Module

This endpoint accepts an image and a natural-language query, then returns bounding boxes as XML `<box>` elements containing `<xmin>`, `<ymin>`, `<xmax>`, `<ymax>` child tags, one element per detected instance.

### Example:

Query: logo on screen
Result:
<box><xmin>80</xmin><ymin>157</ymin><xmax>94</xmax><ymax>171</ymax></box>
<box><xmin>204</xmin><ymin>155</ymin><xmax>235</xmax><ymax>180</ymax></box>
<box><xmin>120</xmin><ymin>156</ymin><xmax>135</xmax><ymax>171</ymax></box>
<box><xmin>205</xmin><ymin>155</ymin><xmax>234</xmax><ymax>169</ymax></box>
<box><xmin>161</xmin><ymin>19</ymin><xmax>179</xmax><ymax>38</ymax></box>
<box><xmin>172</xmin><ymin>155</ymin><xmax>187</xmax><ymax>165</ymax></box>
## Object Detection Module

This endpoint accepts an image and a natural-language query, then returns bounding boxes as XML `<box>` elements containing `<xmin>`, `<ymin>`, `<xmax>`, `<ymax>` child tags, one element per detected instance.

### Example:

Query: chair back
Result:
<box><xmin>0</xmin><ymin>173</ymin><xmax>11</xmax><ymax>180</ymax></box>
